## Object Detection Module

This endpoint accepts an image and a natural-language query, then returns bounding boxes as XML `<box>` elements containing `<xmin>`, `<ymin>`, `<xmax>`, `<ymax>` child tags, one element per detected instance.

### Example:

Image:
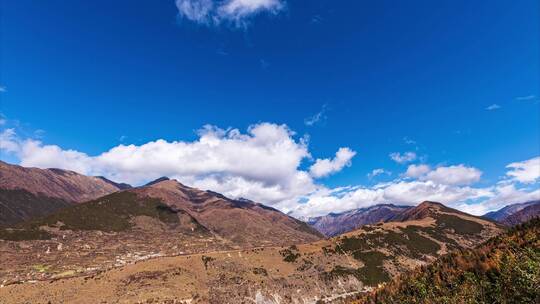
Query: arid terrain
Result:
<box><xmin>0</xmin><ymin>192</ymin><xmax>502</xmax><ymax>303</ymax></box>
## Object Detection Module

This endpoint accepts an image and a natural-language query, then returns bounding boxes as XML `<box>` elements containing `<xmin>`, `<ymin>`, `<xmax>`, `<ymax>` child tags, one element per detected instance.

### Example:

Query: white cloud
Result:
<box><xmin>506</xmin><ymin>156</ymin><xmax>540</xmax><ymax>184</ymax></box>
<box><xmin>0</xmin><ymin>86</ymin><xmax>6</xmax><ymax>93</ymax></box>
<box><xmin>405</xmin><ymin>164</ymin><xmax>431</xmax><ymax>178</ymax></box>
<box><xmin>2</xmin><ymin>120</ymin><xmax>539</xmax><ymax>219</ymax></box>
<box><xmin>389</xmin><ymin>151</ymin><xmax>417</xmax><ymax>164</ymax></box>
<box><xmin>516</xmin><ymin>95</ymin><xmax>537</xmax><ymax>101</ymax></box>
<box><xmin>405</xmin><ymin>164</ymin><xmax>482</xmax><ymax>186</ymax></box>
<box><xmin>403</xmin><ymin>137</ymin><xmax>416</xmax><ymax>145</ymax></box>
<box><xmin>304</xmin><ymin>104</ymin><xmax>328</xmax><ymax>126</ymax></box>
<box><xmin>422</xmin><ymin>165</ymin><xmax>482</xmax><ymax>186</ymax></box>
<box><xmin>1</xmin><ymin>123</ymin><xmax>321</xmax><ymax>206</ymax></box>
<box><xmin>175</xmin><ymin>0</ymin><xmax>285</xmax><ymax>27</ymax></box>
<box><xmin>290</xmin><ymin>180</ymin><xmax>493</xmax><ymax>218</ymax></box>
<box><xmin>367</xmin><ymin>168</ymin><xmax>391</xmax><ymax>179</ymax></box>
<box><xmin>486</xmin><ymin>104</ymin><xmax>501</xmax><ymax>111</ymax></box>
<box><xmin>453</xmin><ymin>184</ymin><xmax>540</xmax><ymax>216</ymax></box>
<box><xmin>309</xmin><ymin>147</ymin><xmax>356</xmax><ymax>178</ymax></box>
<box><xmin>0</xmin><ymin>128</ymin><xmax>19</xmax><ymax>153</ymax></box>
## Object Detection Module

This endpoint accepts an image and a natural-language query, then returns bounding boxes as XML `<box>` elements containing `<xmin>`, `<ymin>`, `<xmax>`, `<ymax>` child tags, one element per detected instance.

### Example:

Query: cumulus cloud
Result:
<box><xmin>309</xmin><ymin>147</ymin><xmax>356</xmax><ymax>178</ymax></box>
<box><xmin>1</xmin><ymin>123</ymin><xmax>332</xmax><ymax>207</ymax></box>
<box><xmin>506</xmin><ymin>156</ymin><xmax>540</xmax><ymax>184</ymax></box>
<box><xmin>389</xmin><ymin>151</ymin><xmax>417</xmax><ymax>164</ymax></box>
<box><xmin>422</xmin><ymin>165</ymin><xmax>482</xmax><ymax>186</ymax></box>
<box><xmin>404</xmin><ymin>164</ymin><xmax>482</xmax><ymax>186</ymax></box>
<box><xmin>405</xmin><ymin>164</ymin><xmax>430</xmax><ymax>178</ymax></box>
<box><xmin>367</xmin><ymin>168</ymin><xmax>391</xmax><ymax>179</ymax></box>
<box><xmin>175</xmin><ymin>0</ymin><xmax>285</xmax><ymax>27</ymax></box>
<box><xmin>2</xmin><ymin>120</ymin><xmax>539</xmax><ymax>218</ymax></box>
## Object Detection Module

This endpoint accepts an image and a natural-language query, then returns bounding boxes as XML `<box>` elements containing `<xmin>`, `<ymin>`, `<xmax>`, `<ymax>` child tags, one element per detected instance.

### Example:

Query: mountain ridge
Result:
<box><xmin>308</xmin><ymin>204</ymin><xmax>411</xmax><ymax>236</ymax></box>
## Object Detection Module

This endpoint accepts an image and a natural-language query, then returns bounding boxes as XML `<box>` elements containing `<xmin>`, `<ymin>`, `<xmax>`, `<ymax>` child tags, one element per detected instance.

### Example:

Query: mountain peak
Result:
<box><xmin>143</xmin><ymin>176</ymin><xmax>171</xmax><ymax>187</ymax></box>
<box><xmin>392</xmin><ymin>201</ymin><xmax>447</xmax><ymax>222</ymax></box>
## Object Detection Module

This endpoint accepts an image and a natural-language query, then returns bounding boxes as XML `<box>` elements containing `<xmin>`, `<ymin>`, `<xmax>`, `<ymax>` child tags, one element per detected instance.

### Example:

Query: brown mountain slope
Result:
<box><xmin>501</xmin><ymin>202</ymin><xmax>540</xmax><ymax>226</ymax></box>
<box><xmin>0</xmin><ymin>161</ymin><xmax>130</xmax><ymax>226</ymax></box>
<box><xmin>308</xmin><ymin>204</ymin><xmax>411</xmax><ymax>237</ymax></box>
<box><xmin>0</xmin><ymin>161</ymin><xmax>128</xmax><ymax>202</ymax></box>
<box><xmin>134</xmin><ymin>178</ymin><xmax>324</xmax><ymax>246</ymax></box>
<box><xmin>0</xmin><ymin>179</ymin><xmax>322</xmax><ymax>286</ymax></box>
<box><xmin>0</xmin><ymin>189</ymin><xmax>71</xmax><ymax>227</ymax></box>
<box><xmin>0</xmin><ymin>201</ymin><xmax>503</xmax><ymax>303</ymax></box>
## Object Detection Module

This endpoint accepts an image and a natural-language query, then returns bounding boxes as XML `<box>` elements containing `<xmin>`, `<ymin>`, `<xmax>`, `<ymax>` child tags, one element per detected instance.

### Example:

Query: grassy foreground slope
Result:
<box><xmin>346</xmin><ymin>218</ymin><xmax>540</xmax><ymax>304</ymax></box>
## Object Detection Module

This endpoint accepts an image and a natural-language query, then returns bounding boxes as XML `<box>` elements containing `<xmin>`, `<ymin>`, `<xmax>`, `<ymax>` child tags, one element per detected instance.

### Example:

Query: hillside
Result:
<box><xmin>308</xmin><ymin>204</ymin><xmax>411</xmax><ymax>237</ymax></box>
<box><xmin>345</xmin><ymin>218</ymin><xmax>540</xmax><ymax>304</ymax></box>
<box><xmin>135</xmin><ymin>178</ymin><xmax>324</xmax><ymax>246</ymax></box>
<box><xmin>0</xmin><ymin>161</ymin><xmax>129</xmax><ymax>226</ymax></box>
<box><xmin>0</xmin><ymin>201</ymin><xmax>503</xmax><ymax>303</ymax></box>
<box><xmin>0</xmin><ymin>179</ymin><xmax>323</xmax><ymax>285</ymax></box>
<box><xmin>0</xmin><ymin>189</ymin><xmax>71</xmax><ymax>227</ymax></box>
<box><xmin>0</xmin><ymin>161</ymin><xmax>129</xmax><ymax>202</ymax></box>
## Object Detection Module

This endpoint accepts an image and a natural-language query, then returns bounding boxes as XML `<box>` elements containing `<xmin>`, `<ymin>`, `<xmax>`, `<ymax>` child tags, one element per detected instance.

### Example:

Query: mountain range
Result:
<box><xmin>0</xmin><ymin>161</ymin><xmax>537</xmax><ymax>303</ymax></box>
<box><xmin>307</xmin><ymin>204</ymin><xmax>411</xmax><ymax>236</ymax></box>
<box><xmin>483</xmin><ymin>200</ymin><xmax>540</xmax><ymax>225</ymax></box>
<box><xmin>307</xmin><ymin>199</ymin><xmax>540</xmax><ymax>237</ymax></box>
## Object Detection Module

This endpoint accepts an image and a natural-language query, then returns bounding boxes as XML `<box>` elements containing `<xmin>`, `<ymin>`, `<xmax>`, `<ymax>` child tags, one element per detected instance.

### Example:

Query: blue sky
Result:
<box><xmin>1</xmin><ymin>1</ymin><xmax>539</xmax><ymax>217</ymax></box>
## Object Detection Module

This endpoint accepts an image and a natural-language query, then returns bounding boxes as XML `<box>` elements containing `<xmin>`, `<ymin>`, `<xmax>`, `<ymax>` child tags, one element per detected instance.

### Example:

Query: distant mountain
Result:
<box><xmin>349</xmin><ymin>218</ymin><xmax>540</xmax><ymax>304</ymax></box>
<box><xmin>483</xmin><ymin>200</ymin><xmax>540</xmax><ymax>224</ymax></box>
<box><xmin>308</xmin><ymin>204</ymin><xmax>411</xmax><ymax>236</ymax></box>
<box><xmin>501</xmin><ymin>203</ymin><xmax>540</xmax><ymax>226</ymax></box>
<box><xmin>0</xmin><ymin>161</ymin><xmax>129</xmax><ymax>226</ymax></box>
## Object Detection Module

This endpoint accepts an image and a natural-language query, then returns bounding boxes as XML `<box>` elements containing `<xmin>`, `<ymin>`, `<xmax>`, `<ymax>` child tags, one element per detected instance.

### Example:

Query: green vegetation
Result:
<box><xmin>322</xmin><ymin>251</ymin><xmax>390</xmax><ymax>287</ymax></box>
<box><xmin>436</xmin><ymin>214</ymin><xmax>483</xmax><ymax>235</ymax></box>
<box><xmin>400</xmin><ymin>226</ymin><xmax>441</xmax><ymax>256</ymax></box>
<box><xmin>280</xmin><ymin>246</ymin><xmax>301</xmax><ymax>262</ymax></box>
<box><xmin>253</xmin><ymin>267</ymin><xmax>268</xmax><ymax>276</ymax></box>
<box><xmin>297</xmin><ymin>258</ymin><xmax>314</xmax><ymax>271</ymax></box>
<box><xmin>0</xmin><ymin>189</ymin><xmax>70</xmax><ymax>227</ymax></box>
<box><xmin>353</xmin><ymin>251</ymin><xmax>390</xmax><ymax>286</ymax></box>
<box><xmin>32</xmin><ymin>264</ymin><xmax>51</xmax><ymax>273</ymax></box>
<box><xmin>202</xmin><ymin>255</ymin><xmax>215</xmax><ymax>270</ymax></box>
<box><xmin>347</xmin><ymin>218</ymin><xmax>540</xmax><ymax>304</ymax></box>
<box><xmin>0</xmin><ymin>191</ymin><xmax>181</xmax><ymax>240</ymax></box>
<box><xmin>336</xmin><ymin>227</ymin><xmax>440</xmax><ymax>260</ymax></box>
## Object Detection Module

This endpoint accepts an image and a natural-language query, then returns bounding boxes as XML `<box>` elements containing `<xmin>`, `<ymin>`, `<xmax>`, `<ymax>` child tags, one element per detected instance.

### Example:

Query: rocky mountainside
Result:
<box><xmin>0</xmin><ymin>201</ymin><xmax>502</xmax><ymax>303</ymax></box>
<box><xmin>0</xmin><ymin>178</ymin><xmax>323</xmax><ymax>286</ymax></box>
<box><xmin>345</xmin><ymin>218</ymin><xmax>540</xmax><ymax>304</ymax></box>
<box><xmin>483</xmin><ymin>200</ymin><xmax>540</xmax><ymax>224</ymax></box>
<box><xmin>134</xmin><ymin>178</ymin><xmax>324</xmax><ymax>246</ymax></box>
<box><xmin>308</xmin><ymin>204</ymin><xmax>411</xmax><ymax>237</ymax></box>
<box><xmin>0</xmin><ymin>161</ymin><xmax>130</xmax><ymax>202</ymax></box>
<box><xmin>501</xmin><ymin>202</ymin><xmax>540</xmax><ymax>226</ymax></box>
<box><xmin>0</xmin><ymin>161</ymin><xmax>130</xmax><ymax>226</ymax></box>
